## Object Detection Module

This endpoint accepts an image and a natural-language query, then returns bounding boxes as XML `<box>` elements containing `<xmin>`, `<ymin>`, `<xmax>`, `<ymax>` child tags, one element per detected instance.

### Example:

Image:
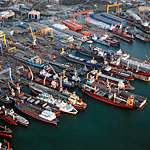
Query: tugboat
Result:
<box><xmin>0</xmin><ymin>106</ymin><xmax>18</xmax><ymax>126</ymax></box>
<box><xmin>0</xmin><ymin>125</ymin><xmax>12</xmax><ymax>138</ymax></box>
<box><xmin>59</xmin><ymin>90</ymin><xmax>87</xmax><ymax>110</ymax></box>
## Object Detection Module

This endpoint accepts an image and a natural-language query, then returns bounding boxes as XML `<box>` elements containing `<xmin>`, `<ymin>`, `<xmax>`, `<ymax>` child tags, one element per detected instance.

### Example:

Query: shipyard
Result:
<box><xmin>0</xmin><ymin>0</ymin><xmax>150</xmax><ymax>149</ymax></box>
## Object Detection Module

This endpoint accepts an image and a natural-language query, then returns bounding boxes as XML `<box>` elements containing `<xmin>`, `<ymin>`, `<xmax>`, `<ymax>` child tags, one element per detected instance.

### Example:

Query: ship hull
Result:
<box><xmin>63</xmin><ymin>55</ymin><xmax>98</xmax><ymax>67</ymax></box>
<box><xmin>81</xmin><ymin>88</ymin><xmax>133</xmax><ymax>109</ymax></box>
<box><xmin>113</xmin><ymin>32</ymin><xmax>133</xmax><ymax>42</ymax></box>
<box><xmin>110</xmin><ymin>63</ymin><xmax>150</xmax><ymax>76</ymax></box>
<box><xmin>11</xmin><ymin>54</ymin><xmax>44</xmax><ymax>68</ymax></box>
<box><xmin>15</xmin><ymin>104</ymin><xmax>57</xmax><ymax>125</ymax></box>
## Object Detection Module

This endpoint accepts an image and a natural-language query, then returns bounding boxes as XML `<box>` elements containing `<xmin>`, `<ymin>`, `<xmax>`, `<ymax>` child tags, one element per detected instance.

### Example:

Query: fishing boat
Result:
<box><xmin>81</xmin><ymin>84</ymin><xmax>147</xmax><ymax>109</ymax></box>
<box><xmin>0</xmin><ymin>125</ymin><xmax>12</xmax><ymax>138</ymax></box>
<box><xmin>11</xmin><ymin>51</ymin><xmax>44</xmax><ymax>68</ymax></box>
<box><xmin>62</xmin><ymin>53</ymin><xmax>98</xmax><ymax>67</ymax></box>
<box><xmin>15</xmin><ymin>100</ymin><xmax>59</xmax><ymax>125</ymax></box>
<box><xmin>7</xmin><ymin>109</ymin><xmax>29</xmax><ymax>126</ymax></box>
<box><xmin>37</xmin><ymin>93</ymin><xmax>78</xmax><ymax>115</ymax></box>
<box><xmin>0</xmin><ymin>107</ymin><xmax>17</xmax><ymax>126</ymax></box>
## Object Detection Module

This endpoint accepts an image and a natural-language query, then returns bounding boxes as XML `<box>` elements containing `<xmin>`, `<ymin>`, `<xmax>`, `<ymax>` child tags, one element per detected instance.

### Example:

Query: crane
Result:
<box><xmin>29</xmin><ymin>26</ymin><xmax>36</xmax><ymax>45</ymax></box>
<box><xmin>73</xmin><ymin>10</ymin><xmax>93</xmax><ymax>24</ymax></box>
<box><xmin>139</xmin><ymin>6</ymin><xmax>150</xmax><ymax>18</ymax></box>
<box><xmin>107</xmin><ymin>3</ymin><xmax>122</xmax><ymax>16</ymax></box>
<box><xmin>0</xmin><ymin>67</ymin><xmax>12</xmax><ymax>82</ymax></box>
<box><xmin>0</xmin><ymin>34</ymin><xmax>7</xmax><ymax>47</ymax></box>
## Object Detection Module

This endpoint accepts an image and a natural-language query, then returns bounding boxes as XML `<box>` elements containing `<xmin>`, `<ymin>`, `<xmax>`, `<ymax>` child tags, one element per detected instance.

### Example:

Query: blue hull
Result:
<box><xmin>11</xmin><ymin>54</ymin><xmax>44</xmax><ymax>68</ymax></box>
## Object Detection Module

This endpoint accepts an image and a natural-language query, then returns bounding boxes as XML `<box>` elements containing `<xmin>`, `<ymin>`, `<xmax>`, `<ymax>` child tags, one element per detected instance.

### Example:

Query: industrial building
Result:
<box><xmin>28</xmin><ymin>10</ymin><xmax>40</xmax><ymax>20</ymax></box>
<box><xmin>89</xmin><ymin>13</ymin><xmax>127</xmax><ymax>29</ymax></box>
<box><xmin>0</xmin><ymin>10</ymin><xmax>15</xmax><ymax>20</ymax></box>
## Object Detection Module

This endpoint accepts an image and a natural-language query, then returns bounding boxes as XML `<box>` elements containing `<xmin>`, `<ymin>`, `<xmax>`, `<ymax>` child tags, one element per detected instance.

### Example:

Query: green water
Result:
<box><xmin>4</xmin><ymin>39</ymin><xmax>150</xmax><ymax>150</ymax></box>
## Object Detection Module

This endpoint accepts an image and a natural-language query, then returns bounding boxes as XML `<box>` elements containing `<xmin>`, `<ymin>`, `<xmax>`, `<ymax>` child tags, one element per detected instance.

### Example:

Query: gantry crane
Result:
<box><xmin>107</xmin><ymin>3</ymin><xmax>122</xmax><ymax>16</ymax></box>
<box><xmin>28</xmin><ymin>26</ymin><xmax>36</xmax><ymax>45</ymax></box>
<box><xmin>0</xmin><ymin>34</ymin><xmax>7</xmax><ymax>47</ymax></box>
<box><xmin>73</xmin><ymin>10</ymin><xmax>93</xmax><ymax>24</ymax></box>
<box><xmin>139</xmin><ymin>6</ymin><xmax>150</xmax><ymax>18</ymax></box>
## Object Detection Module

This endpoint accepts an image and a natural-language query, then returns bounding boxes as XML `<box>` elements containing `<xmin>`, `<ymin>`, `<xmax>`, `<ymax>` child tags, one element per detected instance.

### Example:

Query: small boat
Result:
<box><xmin>11</xmin><ymin>51</ymin><xmax>44</xmax><ymax>68</ymax></box>
<box><xmin>0</xmin><ymin>125</ymin><xmax>12</xmax><ymax>138</ymax></box>
<box><xmin>7</xmin><ymin>109</ymin><xmax>29</xmax><ymax>126</ymax></box>
<box><xmin>15</xmin><ymin>100</ymin><xmax>59</xmax><ymax>125</ymax></box>
<box><xmin>37</xmin><ymin>93</ymin><xmax>78</xmax><ymax>115</ymax></box>
<box><xmin>92</xmin><ymin>36</ymin><xmax>110</xmax><ymax>46</ymax></box>
<box><xmin>0</xmin><ymin>107</ymin><xmax>17</xmax><ymax>126</ymax></box>
<box><xmin>87</xmin><ymin>40</ymin><xmax>93</xmax><ymax>44</ymax></box>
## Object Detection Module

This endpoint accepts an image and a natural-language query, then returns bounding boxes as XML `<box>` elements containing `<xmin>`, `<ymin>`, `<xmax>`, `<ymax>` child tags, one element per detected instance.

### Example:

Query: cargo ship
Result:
<box><xmin>62</xmin><ymin>53</ymin><xmax>98</xmax><ymax>67</ymax></box>
<box><xmin>102</xmin><ymin>65</ymin><xmax>134</xmax><ymax>81</ymax></box>
<box><xmin>15</xmin><ymin>100</ymin><xmax>59</xmax><ymax>125</ymax></box>
<box><xmin>112</xmin><ymin>29</ymin><xmax>134</xmax><ymax>42</ymax></box>
<box><xmin>109</xmin><ymin>56</ymin><xmax>150</xmax><ymax>78</ymax></box>
<box><xmin>81</xmin><ymin>84</ymin><xmax>147</xmax><ymax>109</ymax></box>
<box><xmin>11</xmin><ymin>51</ymin><xmax>44</xmax><ymax>68</ymax></box>
<box><xmin>29</xmin><ymin>82</ymin><xmax>87</xmax><ymax>110</ymax></box>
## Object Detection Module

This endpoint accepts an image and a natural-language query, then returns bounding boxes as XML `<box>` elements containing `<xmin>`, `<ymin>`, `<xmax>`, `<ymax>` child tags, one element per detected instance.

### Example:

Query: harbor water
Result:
<box><xmin>4</xmin><ymin>39</ymin><xmax>150</xmax><ymax>150</ymax></box>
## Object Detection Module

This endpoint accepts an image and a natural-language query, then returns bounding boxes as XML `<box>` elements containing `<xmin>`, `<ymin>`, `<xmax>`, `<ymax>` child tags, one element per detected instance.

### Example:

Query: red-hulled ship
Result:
<box><xmin>109</xmin><ymin>56</ymin><xmax>150</xmax><ymax>79</ymax></box>
<box><xmin>112</xmin><ymin>29</ymin><xmax>134</xmax><ymax>42</ymax></box>
<box><xmin>0</xmin><ymin>107</ymin><xmax>17</xmax><ymax>126</ymax></box>
<box><xmin>0</xmin><ymin>125</ymin><xmax>12</xmax><ymax>138</ymax></box>
<box><xmin>81</xmin><ymin>84</ymin><xmax>147</xmax><ymax>109</ymax></box>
